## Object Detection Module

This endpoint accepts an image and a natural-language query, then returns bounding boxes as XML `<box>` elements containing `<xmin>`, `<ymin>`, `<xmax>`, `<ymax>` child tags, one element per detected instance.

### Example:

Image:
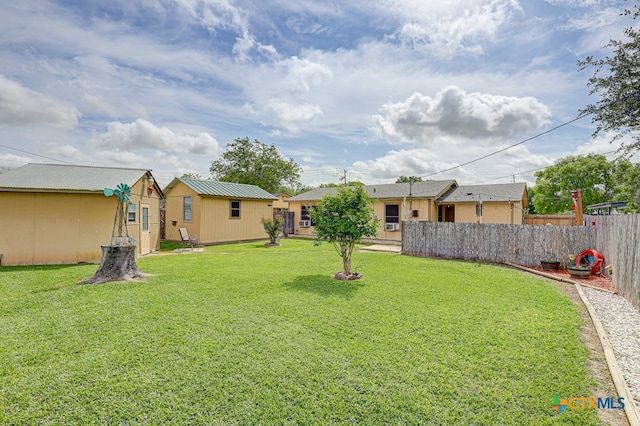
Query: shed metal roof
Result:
<box><xmin>0</xmin><ymin>163</ymin><xmax>151</xmax><ymax>193</ymax></box>
<box><xmin>166</xmin><ymin>177</ymin><xmax>277</xmax><ymax>200</ymax></box>
<box><xmin>437</xmin><ymin>183</ymin><xmax>528</xmax><ymax>204</ymax></box>
<box><xmin>288</xmin><ymin>180</ymin><xmax>457</xmax><ymax>202</ymax></box>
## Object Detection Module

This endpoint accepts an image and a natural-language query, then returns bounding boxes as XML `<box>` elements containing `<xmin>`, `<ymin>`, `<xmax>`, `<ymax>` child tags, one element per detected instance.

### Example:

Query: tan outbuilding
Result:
<box><xmin>0</xmin><ymin>163</ymin><xmax>163</xmax><ymax>266</ymax></box>
<box><xmin>163</xmin><ymin>177</ymin><xmax>277</xmax><ymax>245</ymax></box>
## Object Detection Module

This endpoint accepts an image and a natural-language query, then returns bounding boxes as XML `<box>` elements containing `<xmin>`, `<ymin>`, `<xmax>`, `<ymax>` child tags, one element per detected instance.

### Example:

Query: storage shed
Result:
<box><xmin>163</xmin><ymin>178</ymin><xmax>277</xmax><ymax>244</ymax></box>
<box><xmin>0</xmin><ymin>163</ymin><xmax>163</xmax><ymax>266</ymax></box>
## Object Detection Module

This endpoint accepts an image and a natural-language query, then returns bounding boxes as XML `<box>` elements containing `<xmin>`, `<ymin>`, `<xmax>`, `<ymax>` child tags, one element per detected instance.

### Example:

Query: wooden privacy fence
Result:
<box><xmin>588</xmin><ymin>214</ymin><xmax>640</xmax><ymax>310</ymax></box>
<box><xmin>402</xmin><ymin>221</ymin><xmax>595</xmax><ymax>267</ymax></box>
<box><xmin>402</xmin><ymin>219</ymin><xmax>640</xmax><ymax>310</ymax></box>
<box><xmin>524</xmin><ymin>214</ymin><xmax>574</xmax><ymax>226</ymax></box>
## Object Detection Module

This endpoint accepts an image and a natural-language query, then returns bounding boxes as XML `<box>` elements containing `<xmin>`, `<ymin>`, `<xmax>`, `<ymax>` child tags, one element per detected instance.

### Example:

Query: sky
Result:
<box><xmin>0</xmin><ymin>0</ymin><xmax>636</xmax><ymax>189</ymax></box>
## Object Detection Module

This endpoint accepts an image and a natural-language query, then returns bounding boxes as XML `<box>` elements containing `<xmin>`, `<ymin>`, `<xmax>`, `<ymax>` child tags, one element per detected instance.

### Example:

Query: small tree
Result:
<box><xmin>261</xmin><ymin>216</ymin><xmax>284</xmax><ymax>245</ymax></box>
<box><xmin>309</xmin><ymin>186</ymin><xmax>379</xmax><ymax>276</ymax></box>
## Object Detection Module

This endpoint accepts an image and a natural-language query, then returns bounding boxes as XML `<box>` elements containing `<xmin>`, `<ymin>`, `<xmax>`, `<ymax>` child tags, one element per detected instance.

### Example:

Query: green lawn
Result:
<box><xmin>0</xmin><ymin>239</ymin><xmax>600</xmax><ymax>424</ymax></box>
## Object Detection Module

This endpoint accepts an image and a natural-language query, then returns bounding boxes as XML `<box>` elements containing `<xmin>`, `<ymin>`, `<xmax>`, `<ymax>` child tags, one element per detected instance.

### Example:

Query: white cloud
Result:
<box><xmin>0</xmin><ymin>152</ymin><xmax>33</xmax><ymax>169</ymax></box>
<box><xmin>95</xmin><ymin>119</ymin><xmax>220</xmax><ymax>155</ymax></box>
<box><xmin>95</xmin><ymin>150</ymin><xmax>148</xmax><ymax>167</ymax></box>
<box><xmin>372</xmin><ymin>86</ymin><xmax>551</xmax><ymax>144</ymax></box>
<box><xmin>0</xmin><ymin>75</ymin><xmax>80</xmax><ymax>128</ymax></box>
<box><xmin>281</xmin><ymin>57</ymin><xmax>333</xmax><ymax>93</ymax></box>
<box><xmin>42</xmin><ymin>144</ymin><xmax>91</xmax><ymax>162</ymax></box>
<box><xmin>389</xmin><ymin>0</ymin><xmax>520</xmax><ymax>57</ymax></box>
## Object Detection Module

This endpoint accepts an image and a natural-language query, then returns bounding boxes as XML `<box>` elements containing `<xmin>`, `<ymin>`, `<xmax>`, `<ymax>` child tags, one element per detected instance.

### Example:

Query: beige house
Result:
<box><xmin>272</xmin><ymin>193</ymin><xmax>290</xmax><ymax>211</ymax></box>
<box><xmin>287</xmin><ymin>180</ymin><xmax>457</xmax><ymax>242</ymax></box>
<box><xmin>163</xmin><ymin>178</ymin><xmax>276</xmax><ymax>244</ymax></box>
<box><xmin>436</xmin><ymin>183</ymin><xmax>528</xmax><ymax>224</ymax></box>
<box><xmin>0</xmin><ymin>163</ymin><xmax>163</xmax><ymax>266</ymax></box>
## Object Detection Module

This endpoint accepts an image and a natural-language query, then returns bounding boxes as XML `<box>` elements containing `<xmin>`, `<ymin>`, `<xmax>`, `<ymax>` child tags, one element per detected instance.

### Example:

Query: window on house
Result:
<box><xmin>127</xmin><ymin>202</ymin><xmax>136</xmax><ymax>222</ymax></box>
<box><xmin>230</xmin><ymin>200</ymin><xmax>241</xmax><ymax>218</ymax></box>
<box><xmin>301</xmin><ymin>205</ymin><xmax>316</xmax><ymax>225</ymax></box>
<box><xmin>385</xmin><ymin>204</ymin><xmax>399</xmax><ymax>223</ymax></box>
<box><xmin>183</xmin><ymin>196</ymin><xmax>192</xmax><ymax>221</ymax></box>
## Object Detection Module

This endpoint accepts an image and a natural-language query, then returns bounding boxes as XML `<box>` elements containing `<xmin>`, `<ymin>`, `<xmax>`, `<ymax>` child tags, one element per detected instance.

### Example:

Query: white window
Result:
<box><xmin>183</xmin><ymin>196</ymin><xmax>192</xmax><ymax>221</ymax></box>
<box><xmin>127</xmin><ymin>202</ymin><xmax>136</xmax><ymax>222</ymax></box>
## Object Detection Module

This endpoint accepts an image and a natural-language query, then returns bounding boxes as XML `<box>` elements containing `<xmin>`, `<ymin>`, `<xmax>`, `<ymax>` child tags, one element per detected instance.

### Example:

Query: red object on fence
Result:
<box><xmin>574</xmin><ymin>249</ymin><xmax>605</xmax><ymax>275</ymax></box>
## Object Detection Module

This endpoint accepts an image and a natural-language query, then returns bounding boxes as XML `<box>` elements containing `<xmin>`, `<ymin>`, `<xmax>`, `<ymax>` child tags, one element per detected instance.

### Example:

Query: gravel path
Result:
<box><xmin>582</xmin><ymin>287</ymin><xmax>640</xmax><ymax>410</ymax></box>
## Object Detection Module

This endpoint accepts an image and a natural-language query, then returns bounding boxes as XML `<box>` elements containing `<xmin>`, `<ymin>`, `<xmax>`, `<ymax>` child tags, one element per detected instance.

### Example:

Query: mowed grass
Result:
<box><xmin>0</xmin><ymin>239</ymin><xmax>599</xmax><ymax>424</ymax></box>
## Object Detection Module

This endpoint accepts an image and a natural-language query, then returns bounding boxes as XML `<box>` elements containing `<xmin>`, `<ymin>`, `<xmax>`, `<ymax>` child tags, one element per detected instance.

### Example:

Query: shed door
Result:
<box><xmin>140</xmin><ymin>204</ymin><xmax>151</xmax><ymax>255</ymax></box>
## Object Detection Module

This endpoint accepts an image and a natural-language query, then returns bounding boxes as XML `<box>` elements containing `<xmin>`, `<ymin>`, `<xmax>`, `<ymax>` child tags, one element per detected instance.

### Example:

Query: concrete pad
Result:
<box><xmin>359</xmin><ymin>244</ymin><xmax>401</xmax><ymax>253</ymax></box>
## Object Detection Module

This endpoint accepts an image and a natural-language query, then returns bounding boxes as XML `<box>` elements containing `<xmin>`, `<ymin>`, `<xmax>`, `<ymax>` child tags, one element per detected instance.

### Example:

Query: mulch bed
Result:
<box><xmin>525</xmin><ymin>266</ymin><xmax>617</xmax><ymax>293</ymax></box>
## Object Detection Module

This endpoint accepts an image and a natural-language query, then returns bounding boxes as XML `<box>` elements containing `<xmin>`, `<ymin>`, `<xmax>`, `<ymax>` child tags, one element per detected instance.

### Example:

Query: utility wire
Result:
<box><xmin>476</xmin><ymin>149</ymin><xmax>619</xmax><ymax>184</ymax></box>
<box><xmin>420</xmin><ymin>113</ymin><xmax>591</xmax><ymax>179</ymax></box>
<box><xmin>0</xmin><ymin>143</ymin><xmax>76</xmax><ymax>165</ymax></box>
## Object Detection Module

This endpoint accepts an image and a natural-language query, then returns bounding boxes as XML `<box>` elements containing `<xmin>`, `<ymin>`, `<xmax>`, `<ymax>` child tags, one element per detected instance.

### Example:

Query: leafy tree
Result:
<box><xmin>395</xmin><ymin>176</ymin><xmax>423</xmax><ymax>183</ymax></box>
<box><xmin>181</xmin><ymin>172</ymin><xmax>202</xmax><ymax>180</ymax></box>
<box><xmin>210</xmin><ymin>137</ymin><xmax>302</xmax><ymax>193</ymax></box>
<box><xmin>531</xmin><ymin>154</ymin><xmax>614</xmax><ymax>214</ymax></box>
<box><xmin>261</xmin><ymin>216</ymin><xmax>284</xmax><ymax>245</ymax></box>
<box><xmin>309</xmin><ymin>186</ymin><xmax>379</xmax><ymax>276</ymax></box>
<box><xmin>610</xmin><ymin>157</ymin><xmax>640</xmax><ymax>211</ymax></box>
<box><xmin>578</xmin><ymin>2</ymin><xmax>639</xmax><ymax>152</ymax></box>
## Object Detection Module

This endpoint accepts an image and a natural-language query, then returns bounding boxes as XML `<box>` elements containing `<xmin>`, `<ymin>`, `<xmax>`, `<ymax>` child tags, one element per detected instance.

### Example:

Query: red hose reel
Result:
<box><xmin>573</xmin><ymin>249</ymin><xmax>605</xmax><ymax>275</ymax></box>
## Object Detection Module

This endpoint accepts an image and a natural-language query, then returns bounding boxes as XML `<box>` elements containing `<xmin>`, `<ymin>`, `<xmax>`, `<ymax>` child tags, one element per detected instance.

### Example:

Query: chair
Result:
<box><xmin>178</xmin><ymin>227</ymin><xmax>199</xmax><ymax>251</ymax></box>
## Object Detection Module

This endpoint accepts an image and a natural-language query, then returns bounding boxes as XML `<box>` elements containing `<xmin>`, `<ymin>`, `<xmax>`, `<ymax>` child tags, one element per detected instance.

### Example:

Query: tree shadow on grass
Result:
<box><xmin>283</xmin><ymin>274</ymin><xmax>365</xmax><ymax>299</ymax></box>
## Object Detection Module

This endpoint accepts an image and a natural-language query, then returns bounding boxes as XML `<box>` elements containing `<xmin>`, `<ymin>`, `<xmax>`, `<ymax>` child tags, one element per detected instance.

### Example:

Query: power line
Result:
<box><xmin>476</xmin><ymin>149</ymin><xmax>619</xmax><ymax>184</ymax></box>
<box><xmin>420</xmin><ymin>113</ymin><xmax>591</xmax><ymax>179</ymax></box>
<box><xmin>0</xmin><ymin>143</ymin><xmax>76</xmax><ymax>165</ymax></box>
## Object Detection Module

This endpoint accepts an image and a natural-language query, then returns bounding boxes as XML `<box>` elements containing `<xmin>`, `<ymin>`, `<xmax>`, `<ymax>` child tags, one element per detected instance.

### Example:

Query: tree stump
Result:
<box><xmin>81</xmin><ymin>245</ymin><xmax>146</xmax><ymax>284</ymax></box>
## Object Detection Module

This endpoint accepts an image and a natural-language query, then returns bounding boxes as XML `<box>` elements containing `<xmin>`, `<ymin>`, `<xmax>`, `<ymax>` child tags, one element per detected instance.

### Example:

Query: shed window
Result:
<box><xmin>127</xmin><ymin>202</ymin><xmax>136</xmax><ymax>222</ymax></box>
<box><xmin>183</xmin><ymin>196</ymin><xmax>192</xmax><ymax>221</ymax></box>
<box><xmin>230</xmin><ymin>200</ymin><xmax>241</xmax><ymax>218</ymax></box>
<box><xmin>385</xmin><ymin>204</ymin><xmax>399</xmax><ymax>223</ymax></box>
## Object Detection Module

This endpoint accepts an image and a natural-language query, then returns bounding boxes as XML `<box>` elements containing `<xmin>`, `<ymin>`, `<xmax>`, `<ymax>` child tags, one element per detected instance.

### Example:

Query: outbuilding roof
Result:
<box><xmin>288</xmin><ymin>180</ymin><xmax>457</xmax><ymax>202</ymax></box>
<box><xmin>0</xmin><ymin>163</ymin><xmax>153</xmax><ymax>193</ymax></box>
<box><xmin>437</xmin><ymin>183</ymin><xmax>528</xmax><ymax>205</ymax></box>
<box><xmin>165</xmin><ymin>177</ymin><xmax>277</xmax><ymax>200</ymax></box>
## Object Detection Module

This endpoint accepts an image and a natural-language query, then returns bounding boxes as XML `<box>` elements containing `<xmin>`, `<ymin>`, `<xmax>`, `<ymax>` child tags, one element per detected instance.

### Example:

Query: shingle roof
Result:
<box><xmin>437</xmin><ymin>183</ymin><xmax>528</xmax><ymax>204</ymax></box>
<box><xmin>288</xmin><ymin>180</ymin><xmax>457</xmax><ymax>202</ymax></box>
<box><xmin>0</xmin><ymin>163</ymin><xmax>150</xmax><ymax>192</ymax></box>
<box><xmin>166</xmin><ymin>177</ymin><xmax>277</xmax><ymax>200</ymax></box>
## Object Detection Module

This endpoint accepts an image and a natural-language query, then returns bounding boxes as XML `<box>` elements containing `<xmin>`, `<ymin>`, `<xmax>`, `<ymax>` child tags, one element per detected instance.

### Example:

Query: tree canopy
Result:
<box><xmin>309</xmin><ymin>186</ymin><xmax>378</xmax><ymax>276</ymax></box>
<box><xmin>209</xmin><ymin>137</ymin><xmax>302</xmax><ymax>194</ymax></box>
<box><xmin>395</xmin><ymin>176</ymin><xmax>423</xmax><ymax>183</ymax></box>
<box><xmin>531</xmin><ymin>154</ymin><xmax>640</xmax><ymax>213</ymax></box>
<box><xmin>578</xmin><ymin>1</ymin><xmax>639</xmax><ymax>152</ymax></box>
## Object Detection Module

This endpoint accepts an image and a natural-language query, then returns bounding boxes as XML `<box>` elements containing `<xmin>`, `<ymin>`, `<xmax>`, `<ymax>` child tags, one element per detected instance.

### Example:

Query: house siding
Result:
<box><xmin>288</xmin><ymin>197</ymin><xmax>438</xmax><ymax>242</ymax></box>
<box><xmin>164</xmin><ymin>183</ymin><xmax>200</xmax><ymax>242</ymax></box>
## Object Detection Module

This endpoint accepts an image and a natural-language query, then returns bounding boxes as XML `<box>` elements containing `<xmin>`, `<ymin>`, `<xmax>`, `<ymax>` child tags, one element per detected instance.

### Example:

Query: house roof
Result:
<box><xmin>165</xmin><ymin>177</ymin><xmax>277</xmax><ymax>200</ymax></box>
<box><xmin>437</xmin><ymin>183</ymin><xmax>528</xmax><ymax>205</ymax></box>
<box><xmin>0</xmin><ymin>163</ymin><xmax>154</xmax><ymax>193</ymax></box>
<box><xmin>288</xmin><ymin>180</ymin><xmax>457</xmax><ymax>202</ymax></box>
